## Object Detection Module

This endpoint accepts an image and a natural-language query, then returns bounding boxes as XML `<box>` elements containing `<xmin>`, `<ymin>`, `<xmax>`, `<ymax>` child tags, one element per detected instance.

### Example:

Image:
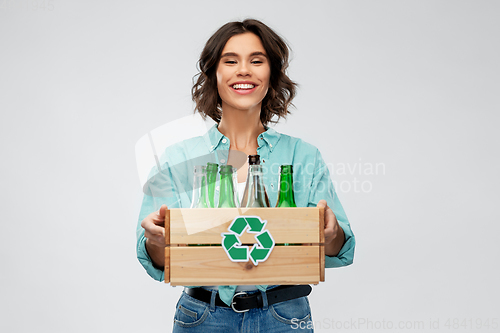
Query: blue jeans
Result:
<box><xmin>172</xmin><ymin>289</ymin><xmax>314</xmax><ymax>332</ymax></box>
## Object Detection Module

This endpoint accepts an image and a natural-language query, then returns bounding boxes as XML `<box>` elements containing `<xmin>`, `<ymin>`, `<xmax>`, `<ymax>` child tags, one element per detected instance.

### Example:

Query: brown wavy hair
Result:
<box><xmin>192</xmin><ymin>19</ymin><xmax>297</xmax><ymax>126</ymax></box>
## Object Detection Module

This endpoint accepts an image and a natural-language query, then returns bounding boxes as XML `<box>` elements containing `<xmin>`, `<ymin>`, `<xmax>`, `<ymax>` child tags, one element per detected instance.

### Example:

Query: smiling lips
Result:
<box><xmin>230</xmin><ymin>82</ymin><xmax>257</xmax><ymax>95</ymax></box>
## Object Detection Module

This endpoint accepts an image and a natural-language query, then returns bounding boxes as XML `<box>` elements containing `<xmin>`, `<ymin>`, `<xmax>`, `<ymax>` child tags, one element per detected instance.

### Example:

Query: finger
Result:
<box><xmin>142</xmin><ymin>215</ymin><xmax>162</xmax><ymax>229</ymax></box>
<box><xmin>144</xmin><ymin>227</ymin><xmax>162</xmax><ymax>240</ymax></box>
<box><xmin>152</xmin><ymin>235</ymin><xmax>167</xmax><ymax>246</ymax></box>
<box><xmin>152</xmin><ymin>214</ymin><xmax>166</xmax><ymax>226</ymax></box>
<box><xmin>145</xmin><ymin>233</ymin><xmax>166</xmax><ymax>247</ymax></box>
<box><xmin>145</xmin><ymin>223</ymin><xmax>166</xmax><ymax>237</ymax></box>
<box><xmin>144</xmin><ymin>228</ymin><xmax>166</xmax><ymax>246</ymax></box>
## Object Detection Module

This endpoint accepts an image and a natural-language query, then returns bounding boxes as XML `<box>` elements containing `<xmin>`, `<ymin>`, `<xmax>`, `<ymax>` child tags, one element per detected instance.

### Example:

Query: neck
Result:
<box><xmin>218</xmin><ymin>104</ymin><xmax>266</xmax><ymax>151</ymax></box>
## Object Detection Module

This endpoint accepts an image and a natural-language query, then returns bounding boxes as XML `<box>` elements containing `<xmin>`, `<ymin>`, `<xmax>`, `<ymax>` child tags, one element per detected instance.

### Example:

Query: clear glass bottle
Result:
<box><xmin>189</xmin><ymin>165</ymin><xmax>210</xmax><ymax>247</ymax></box>
<box><xmin>218</xmin><ymin>165</ymin><xmax>238</xmax><ymax>208</ymax></box>
<box><xmin>240</xmin><ymin>155</ymin><xmax>270</xmax><ymax>208</ymax></box>
<box><xmin>275</xmin><ymin>165</ymin><xmax>297</xmax><ymax>207</ymax></box>
<box><xmin>190</xmin><ymin>165</ymin><xmax>209</xmax><ymax>208</ymax></box>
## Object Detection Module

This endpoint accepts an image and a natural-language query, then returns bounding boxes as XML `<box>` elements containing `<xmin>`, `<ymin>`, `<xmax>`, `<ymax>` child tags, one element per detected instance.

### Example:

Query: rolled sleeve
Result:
<box><xmin>136</xmin><ymin>229</ymin><xmax>165</xmax><ymax>281</ymax></box>
<box><xmin>325</xmin><ymin>219</ymin><xmax>355</xmax><ymax>268</ymax></box>
<box><xmin>307</xmin><ymin>149</ymin><xmax>356</xmax><ymax>268</ymax></box>
<box><xmin>136</xmin><ymin>162</ymin><xmax>180</xmax><ymax>281</ymax></box>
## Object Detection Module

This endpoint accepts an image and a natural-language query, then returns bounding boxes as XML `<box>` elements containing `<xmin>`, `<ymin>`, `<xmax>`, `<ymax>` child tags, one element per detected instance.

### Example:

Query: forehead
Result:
<box><xmin>221</xmin><ymin>32</ymin><xmax>266</xmax><ymax>55</ymax></box>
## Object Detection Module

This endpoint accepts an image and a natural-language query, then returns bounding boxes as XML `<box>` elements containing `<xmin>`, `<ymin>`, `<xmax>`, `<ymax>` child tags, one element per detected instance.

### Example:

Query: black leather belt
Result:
<box><xmin>185</xmin><ymin>285</ymin><xmax>312</xmax><ymax>313</ymax></box>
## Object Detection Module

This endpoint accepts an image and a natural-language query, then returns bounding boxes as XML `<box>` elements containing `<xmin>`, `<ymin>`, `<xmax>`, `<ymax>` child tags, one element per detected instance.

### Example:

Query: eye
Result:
<box><xmin>225</xmin><ymin>60</ymin><xmax>236</xmax><ymax>64</ymax></box>
<box><xmin>252</xmin><ymin>60</ymin><xmax>263</xmax><ymax>64</ymax></box>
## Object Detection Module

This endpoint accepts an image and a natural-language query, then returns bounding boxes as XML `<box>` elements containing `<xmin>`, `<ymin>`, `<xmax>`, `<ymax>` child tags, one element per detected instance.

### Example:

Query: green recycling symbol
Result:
<box><xmin>221</xmin><ymin>216</ymin><xmax>275</xmax><ymax>266</ymax></box>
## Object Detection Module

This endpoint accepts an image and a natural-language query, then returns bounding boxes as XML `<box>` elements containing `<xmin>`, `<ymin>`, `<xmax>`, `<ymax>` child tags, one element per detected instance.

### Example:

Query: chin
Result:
<box><xmin>231</xmin><ymin>102</ymin><xmax>262</xmax><ymax>112</ymax></box>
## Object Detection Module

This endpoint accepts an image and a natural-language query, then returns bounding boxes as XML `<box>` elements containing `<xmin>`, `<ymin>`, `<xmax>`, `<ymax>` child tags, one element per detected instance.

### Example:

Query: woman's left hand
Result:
<box><xmin>317</xmin><ymin>199</ymin><xmax>345</xmax><ymax>257</ymax></box>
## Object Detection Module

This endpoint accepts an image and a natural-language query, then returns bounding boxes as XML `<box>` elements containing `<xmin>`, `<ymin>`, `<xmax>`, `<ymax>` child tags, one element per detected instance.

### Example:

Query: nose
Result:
<box><xmin>236</xmin><ymin>62</ymin><xmax>251</xmax><ymax>76</ymax></box>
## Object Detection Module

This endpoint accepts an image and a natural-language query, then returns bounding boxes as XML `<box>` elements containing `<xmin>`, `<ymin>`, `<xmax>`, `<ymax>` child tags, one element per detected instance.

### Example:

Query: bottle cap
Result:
<box><xmin>248</xmin><ymin>155</ymin><xmax>260</xmax><ymax>165</ymax></box>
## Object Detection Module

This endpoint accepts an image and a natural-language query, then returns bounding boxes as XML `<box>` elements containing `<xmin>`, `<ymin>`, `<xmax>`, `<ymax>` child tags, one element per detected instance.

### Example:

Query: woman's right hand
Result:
<box><xmin>141</xmin><ymin>204</ymin><xmax>168</xmax><ymax>267</ymax></box>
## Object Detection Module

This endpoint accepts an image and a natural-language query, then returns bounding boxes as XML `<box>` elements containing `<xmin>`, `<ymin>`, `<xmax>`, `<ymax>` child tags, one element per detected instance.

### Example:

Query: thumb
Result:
<box><xmin>317</xmin><ymin>200</ymin><xmax>327</xmax><ymax>228</ymax></box>
<box><xmin>157</xmin><ymin>204</ymin><xmax>168</xmax><ymax>217</ymax></box>
<box><xmin>317</xmin><ymin>199</ymin><xmax>327</xmax><ymax>210</ymax></box>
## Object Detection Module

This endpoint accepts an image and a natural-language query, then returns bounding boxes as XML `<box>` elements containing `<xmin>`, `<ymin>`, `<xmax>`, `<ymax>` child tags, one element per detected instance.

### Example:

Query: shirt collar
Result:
<box><xmin>204</xmin><ymin>124</ymin><xmax>225</xmax><ymax>152</ymax></box>
<box><xmin>203</xmin><ymin>124</ymin><xmax>281</xmax><ymax>152</ymax></box>
<box><xmin>258</xmin><ymin>126</ymin><xmax>280</xmax><ymax>152</ymax></box>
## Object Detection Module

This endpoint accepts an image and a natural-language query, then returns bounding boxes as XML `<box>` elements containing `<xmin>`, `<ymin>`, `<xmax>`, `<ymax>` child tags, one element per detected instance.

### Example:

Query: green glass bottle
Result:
<box><xmin>275</xmin><ymin>165</ymin><xmax>297</xmax><ymax>208</ymax></box>
<box><xmin>218</xmin><ymin>165</ymin><xmax>237</xmax><ymax>208</ymax></box>
<box><xmin>206</xmin><ymin>162</ymin><xmax>218</xmax><ymax>208</ymax></box>
<box><xmin>276</xmin><ymin>165</ymin><xmax>297</xmax><ymax>246</ymax></box>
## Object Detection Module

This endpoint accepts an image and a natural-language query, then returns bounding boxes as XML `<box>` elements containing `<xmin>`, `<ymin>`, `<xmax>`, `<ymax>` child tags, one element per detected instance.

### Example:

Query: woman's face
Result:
<box><xmin>216</xmin><ymin>32</ymin><xmax>271</xmax><ymax>115</ymax></box>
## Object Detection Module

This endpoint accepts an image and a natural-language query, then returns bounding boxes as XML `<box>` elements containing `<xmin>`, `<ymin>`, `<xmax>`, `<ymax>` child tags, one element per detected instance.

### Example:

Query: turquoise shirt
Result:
<box><xmin>136</xmin><ymin>124</ymin><xmax>355</xmax><ymax>305</ymax></box>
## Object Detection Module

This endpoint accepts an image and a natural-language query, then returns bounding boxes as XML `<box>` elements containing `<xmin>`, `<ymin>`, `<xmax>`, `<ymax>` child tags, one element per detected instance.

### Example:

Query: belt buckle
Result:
<box><xmin>231</xmin><ymin>292</ymin><xmax>249</xmax><ymax>313</ymax></box>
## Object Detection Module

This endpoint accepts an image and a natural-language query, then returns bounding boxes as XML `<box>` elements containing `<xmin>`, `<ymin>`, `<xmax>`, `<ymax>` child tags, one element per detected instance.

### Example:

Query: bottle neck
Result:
<box><xmin>241</xmin><ymin>164</ymin><xmax>270</xmax><ymax>207</ymax></box>
<box><xmin>191</xmin><ymin>167</ymin><xmax>209</xmax><ymax>208</ymax></box>
<box><xmin>197</xmin><ymin>175</ymin><xmax>209</xmax><ymax>208</ymax></box>
<box><xmin>277</xmin><ymin>170</ymin><xmax>296</xmax><ymax>207</ymax></box>
<box><xmin>206</xmin><ymin>170</ymin><xmax>217</xmax><ymax>208</ymax></box>
<box><xmin>248</xmin><ymin>164</ymin><xmax>263</xmax><ymax>175</ymax></box>
<box><xmin>218</xmin><ymin>171</ymin><xmax>236</xmax><ymax>208</ymax></box>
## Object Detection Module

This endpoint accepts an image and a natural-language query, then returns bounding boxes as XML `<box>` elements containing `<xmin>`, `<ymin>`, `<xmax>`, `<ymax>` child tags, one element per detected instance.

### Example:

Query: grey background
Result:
<box><xmin>1</xmin><ymin>0</ymin><xmax>499</xmax><ymax>332</ymax></box>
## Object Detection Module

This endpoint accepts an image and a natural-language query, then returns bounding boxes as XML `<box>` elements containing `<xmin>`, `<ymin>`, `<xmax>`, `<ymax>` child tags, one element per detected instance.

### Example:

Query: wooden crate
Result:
<box><xmin>164</xmin><ymin>207</ymin><xmax>325</xmax><ymax>286</ymax></box>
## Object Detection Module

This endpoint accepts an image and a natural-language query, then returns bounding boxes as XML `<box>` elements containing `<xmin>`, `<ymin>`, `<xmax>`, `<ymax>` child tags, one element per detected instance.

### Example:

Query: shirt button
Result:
<box><xmin>270</xmin><ymin>183</ymin><xmax>274</xmax><ymax>188</ymax></box>
<box><xmin>216</xmin><ymin>186</ymin><xmax>220</xmax><ymax>191</ymax></box>
<box><xmin>220</xmin><ymin>159</ymin><xmax>226</xmax><ymax>164</ymax></box>
<box><xmin>222</xmin><ymin>138</ymin><xmax>227</xmax><ymax>144</ymax></box>
<box><xmin>210</xmin><ymin>145</ymin><xmax>214</xmax><ymax>149</ymax></box>
<box><xmin>262</xmin><ymin>159</ymin><xmax>265</xmax><ymax>163</ymax></box>
<box><xmin>269</xmin><ymin>144</ymin><xmax>273</xmax><ymax>148</ymax></box>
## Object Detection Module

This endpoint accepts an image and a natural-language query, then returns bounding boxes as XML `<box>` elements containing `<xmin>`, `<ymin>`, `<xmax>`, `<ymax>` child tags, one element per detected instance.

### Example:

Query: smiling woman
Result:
<box><xmin>192</xmin><ymin>19</ymin><xmax>296</xmax><ymax>127</ymax></box>
<box><xmin>137</xmin><ymin>18</ymin><xmax>355</xmax><ymax>333</ymax></box>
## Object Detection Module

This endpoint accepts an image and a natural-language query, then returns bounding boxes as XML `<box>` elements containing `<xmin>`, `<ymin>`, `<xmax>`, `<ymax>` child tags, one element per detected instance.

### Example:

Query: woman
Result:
<box><xmin>137</xmin><ymin>19</ymin><xmax>355</xmax><ymax>332</ymax></box>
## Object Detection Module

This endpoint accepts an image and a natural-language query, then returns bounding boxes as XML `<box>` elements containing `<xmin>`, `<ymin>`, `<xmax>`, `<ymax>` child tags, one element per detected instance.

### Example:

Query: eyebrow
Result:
<box><xmin>220</xmin><ymin>51</ymin><xmax>267</xmax><ymax>58</ymax></box>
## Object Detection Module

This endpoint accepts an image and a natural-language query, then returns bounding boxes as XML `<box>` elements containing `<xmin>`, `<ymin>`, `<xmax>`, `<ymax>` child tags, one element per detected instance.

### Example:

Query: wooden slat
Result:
<box><xmin>164</xmin><ymin>209</ymin><xmax>170</xmax><ymax>283</ymax></box>
<box><xmin>170</xmin><ymin>207</ymin><xmax>319</xmax><ymax>245</ymax></box>
<box><xmin>170</xmin><ymin>246</ymin><xmax>320</xmax><ymax>286</ymax></box>
<box><xmin>319</xmin><ymin>205</ymin><xmax>325</xmax><ymax>282</ymax></box>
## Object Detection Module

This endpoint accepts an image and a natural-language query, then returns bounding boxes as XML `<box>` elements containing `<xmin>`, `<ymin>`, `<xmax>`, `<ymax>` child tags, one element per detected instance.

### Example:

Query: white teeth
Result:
<box><xmin>232</xmin><ymin>84</ymin><xmax>255</xmax><ymax>89</ymax></box>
